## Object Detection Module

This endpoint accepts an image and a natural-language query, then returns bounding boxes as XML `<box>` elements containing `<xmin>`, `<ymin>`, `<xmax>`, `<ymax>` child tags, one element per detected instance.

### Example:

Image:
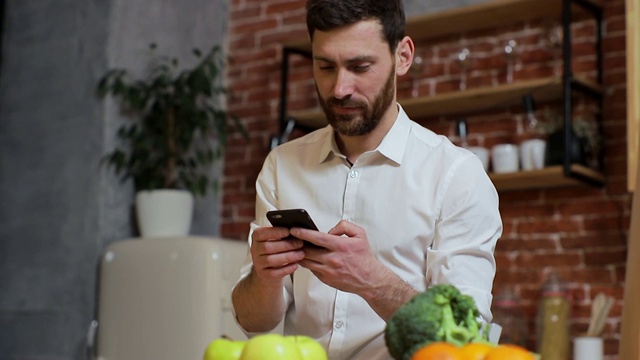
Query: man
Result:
<box><xmin>231</xmin><ymin>1</ymin><xmax>502</xmax><ymax>359</ymax></box>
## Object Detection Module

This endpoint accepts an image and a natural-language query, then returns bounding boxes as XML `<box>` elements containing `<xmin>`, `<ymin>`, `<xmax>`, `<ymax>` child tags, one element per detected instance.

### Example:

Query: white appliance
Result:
<box><xmin>87</xmin><ymin>236</ymin><xmax>249</xmax><ymax>360</ymax></box>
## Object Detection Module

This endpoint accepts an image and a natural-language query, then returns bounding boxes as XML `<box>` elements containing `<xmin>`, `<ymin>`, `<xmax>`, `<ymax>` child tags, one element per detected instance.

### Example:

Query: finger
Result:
<box><xmin>328</xmin><ymin>219</ymin><xmax>363</xmax><ymax>237</ymax></box>
<box><xmin>289</xmin><ymin>228</ymin><xmax>328</xmax><ymax>249</ymax></box>
<box><xmin>256</xmin><ymin>237</ymin><xmax>305</xmax><ymax>255</ymax></box>
<box><xmin>252</xmin><ymin>226</ymin><xmax>290</xmax><ymax>243</ymax></box>
<box><xmin>298</xmin><ymin>257</ymin><xmax>322</xmax><ymax>269</ymax></box>
<box><xmin>256</xmin><ymin>262</ymin><xmax>299</xmax><ymax>281</ymax></box>
<box><xmin>254</xmin><ymin>248</ymin><xmax>305</xmax><ymax>271</ymax></box>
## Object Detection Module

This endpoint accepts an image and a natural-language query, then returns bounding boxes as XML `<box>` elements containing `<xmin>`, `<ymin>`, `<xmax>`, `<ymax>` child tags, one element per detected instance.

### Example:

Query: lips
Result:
<box><xmin>333</xmin><ymin>105</ymin><xmax>361</xmax><ymax>115</ymax></box>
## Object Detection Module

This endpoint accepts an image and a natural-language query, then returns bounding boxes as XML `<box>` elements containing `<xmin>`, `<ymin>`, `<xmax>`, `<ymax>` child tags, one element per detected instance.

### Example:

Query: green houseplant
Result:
<box><xmin>98</xmin><ymin>44</ymin><xmax>245</xmax><ymax>236</ymax></box>
<box><xmin>99</xmin><ymin>43</ymin><xmax>244</xmax><ymax>195</ymax></box>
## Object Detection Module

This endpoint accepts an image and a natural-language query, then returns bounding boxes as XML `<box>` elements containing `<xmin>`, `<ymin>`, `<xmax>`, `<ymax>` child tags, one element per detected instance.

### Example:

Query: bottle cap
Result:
<box><xmin>494</xmin><ymin>288</ymin><xmax>522</xmax><ymax>308</ymax></box>
<box><xmin>542</xmin><ymin>272</ymin><xmax>568</xmax><ymax>296</ymax></box>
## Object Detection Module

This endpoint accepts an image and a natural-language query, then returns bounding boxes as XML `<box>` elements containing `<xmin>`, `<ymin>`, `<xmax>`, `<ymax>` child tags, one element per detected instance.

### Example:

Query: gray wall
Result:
<box><xmin>0</xmin><ymin>0</ymin><xmax>483</xmax><ymax>359</ymax></box>
<box><xmin>0</xmin><ymin>0</ymin><xmax>229</xmax><ymax>359</ymax></box>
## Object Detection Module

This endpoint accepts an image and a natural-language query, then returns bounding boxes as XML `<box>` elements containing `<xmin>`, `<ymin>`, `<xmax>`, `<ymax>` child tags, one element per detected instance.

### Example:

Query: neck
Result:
<box><xmin>335</xmin><ymin>103</ymin><xmax>399</xmax><ymax>163</ymax></box>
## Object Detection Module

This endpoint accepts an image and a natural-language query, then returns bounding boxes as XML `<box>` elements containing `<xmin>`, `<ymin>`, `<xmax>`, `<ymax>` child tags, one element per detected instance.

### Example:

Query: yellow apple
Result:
<box><xmin>203</xmin><ymin>337</ymin><xmax>246</xmax><ymax>360</ymax></box>
<box><xmin>240</xmin><ymin>334</ymin><xmax>302</xmax><ymax>360</ymax></box>
<box><xmin>287</xmin><ymin>335</ymin><xmax>328</xmax><ymax>360</ymax></box>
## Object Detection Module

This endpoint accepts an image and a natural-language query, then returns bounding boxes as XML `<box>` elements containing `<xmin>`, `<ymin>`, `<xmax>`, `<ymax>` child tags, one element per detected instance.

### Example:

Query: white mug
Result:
<box><xmin>468</xmin><ymin>146</ymin><xmax>490</xmax><ymax>172</ymax></box>
<box><xmin>491</xmin><ymin>144</ymin><xmax>519</xmax><ymax>173</ymax></box>
<box><xmin>520</xmin><ymin>138</ymin><xmax>547</xmax><ymax>171</ymax></box>
<box><xmin>573</xmin><ymin>336</ymin><xmax>603</xmax><ymax>360</ymax></box>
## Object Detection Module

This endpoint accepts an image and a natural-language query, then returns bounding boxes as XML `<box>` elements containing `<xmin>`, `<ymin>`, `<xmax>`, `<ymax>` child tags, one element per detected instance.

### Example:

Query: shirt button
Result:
<box><xmin>349</xmin><ymin>170</ymin><xmax>359</xmax><ymax>178</ymax></box>
<box><xmin>335</xmin><ymin>320</ymin><xmax>344</xmax><ymax>329</ymax></box>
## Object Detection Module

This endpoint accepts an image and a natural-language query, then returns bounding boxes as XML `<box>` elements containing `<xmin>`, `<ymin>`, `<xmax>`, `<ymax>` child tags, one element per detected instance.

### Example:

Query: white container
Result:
<box><xmin>135</xmin><ymin>189</ymin><xmax>194</xmax><ymax>238</ymax></box>
<box><xmin>520</xmin><ymin>138</ymin><xmax>547</xmax><ymax>171</ymax></box>
<box><xmin>468</xmin><ymin>146</ymin><xmax>490</xmax><ymax>172</ymax></box>
<box><xmin>492</xmin><ymin>144</ymin><xmax>519</xmax><ymax>173</ymax></box>
<box><xmin>573</xmin><ymin>336</ymin><xmax>603</xmax><ymax>360</ymax></box>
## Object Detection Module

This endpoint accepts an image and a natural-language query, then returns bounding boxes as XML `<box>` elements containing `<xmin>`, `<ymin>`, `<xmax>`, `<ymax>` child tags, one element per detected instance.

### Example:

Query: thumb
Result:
<box><xmin>328</xmin><ymin>219</ymin><xmax>362</xmax><ymax>237</ymax></box>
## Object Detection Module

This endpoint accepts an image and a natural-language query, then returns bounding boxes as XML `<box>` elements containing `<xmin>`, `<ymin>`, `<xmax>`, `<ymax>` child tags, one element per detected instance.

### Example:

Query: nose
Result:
<box><xmin>332</xmin><ymin>69</ymin><xmax>354</xmax><ymax>100</ymax></box>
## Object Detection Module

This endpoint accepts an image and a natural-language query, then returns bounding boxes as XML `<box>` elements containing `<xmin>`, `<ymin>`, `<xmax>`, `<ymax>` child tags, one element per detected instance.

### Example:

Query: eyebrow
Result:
<box><xmin>312</xmin><ymin>55</ymin><xmax>377</xmax><ymax>65</ymax></box>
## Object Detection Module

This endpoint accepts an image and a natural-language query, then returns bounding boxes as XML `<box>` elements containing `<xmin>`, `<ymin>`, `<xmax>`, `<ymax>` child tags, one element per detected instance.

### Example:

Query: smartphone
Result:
<box><xmin>266</xmin><ymin>209</ymin><xmax>323</xmax><ymax>249</ymax></box>
<box><xmin>266</xmin><ymin>208</ymin><xmax>319</xmax><ymax>231</ymax></box>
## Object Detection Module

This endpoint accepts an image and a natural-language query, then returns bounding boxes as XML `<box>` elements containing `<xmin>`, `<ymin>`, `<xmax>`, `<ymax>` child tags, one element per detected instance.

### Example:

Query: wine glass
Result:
<box><xmin>504</xmin><ymin>40</ymin><xmax>518</xmax><ymax>84</ymax></box>
<box><xmin>456</xmin><ymin>48</ymin><xmax>471</xmax><ymax>90</ymax></box>
<box><xmin>410</xmin><ymin>53</ymin><xmax>425</xmax><ymax>98</ymax></box>
<box><xmin>544</xmin><ymin>24</ymin><xmax>563</xmax><ymax>77</ymax></box>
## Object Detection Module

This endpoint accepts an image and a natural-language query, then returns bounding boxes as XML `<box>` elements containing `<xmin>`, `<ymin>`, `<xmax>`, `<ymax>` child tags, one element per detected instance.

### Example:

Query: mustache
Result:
<box><xmin>325</xmin><ymin>97</ymin><xmax>366</xmax><ymax>108</ymax></box>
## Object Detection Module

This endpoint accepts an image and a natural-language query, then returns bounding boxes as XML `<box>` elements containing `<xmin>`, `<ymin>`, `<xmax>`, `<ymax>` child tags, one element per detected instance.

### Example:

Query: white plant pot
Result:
<box><xmin>135</xmin><ymin>189</ymin><xmax>194</xmax><ymax>238</ymax></box>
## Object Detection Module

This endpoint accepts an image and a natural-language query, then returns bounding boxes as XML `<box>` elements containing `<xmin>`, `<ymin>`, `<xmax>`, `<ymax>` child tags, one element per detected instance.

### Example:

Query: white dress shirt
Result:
<box><xmin>235</xmin><ymin>105</ymin><xmax>502</xmax><ymax>360</ymax></box>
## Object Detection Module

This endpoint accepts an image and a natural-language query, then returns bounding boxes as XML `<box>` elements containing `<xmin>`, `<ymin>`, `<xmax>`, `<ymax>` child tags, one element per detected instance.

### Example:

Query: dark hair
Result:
<box><xmin>306</xmin><ymin>0</ymin><xmax>406</xmax><ymax>53</ymax></box>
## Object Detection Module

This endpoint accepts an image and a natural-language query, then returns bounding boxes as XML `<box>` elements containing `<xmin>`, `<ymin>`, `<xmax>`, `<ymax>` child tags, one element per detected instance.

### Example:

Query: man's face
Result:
<box><xmin>311</xmin><ymin>20</ymin><xmax>397</xmax><ymax>136</ymax></box>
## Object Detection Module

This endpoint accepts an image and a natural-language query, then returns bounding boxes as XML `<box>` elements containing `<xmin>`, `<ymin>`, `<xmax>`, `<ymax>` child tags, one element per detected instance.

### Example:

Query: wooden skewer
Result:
<box><xmin>593</xmin><ymin>296</ymin><xmax>614</xmax><ymax>336</ymax></box>
<box><xmin>587</xmin><ymin>293</ymin><xmax>605</xmax><ymax>336</ymax></box>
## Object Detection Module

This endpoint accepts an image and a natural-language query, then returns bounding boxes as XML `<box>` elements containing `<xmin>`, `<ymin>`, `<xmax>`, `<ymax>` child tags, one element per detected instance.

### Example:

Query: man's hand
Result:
<box><xmin>232</xmin><ymin>226</ymin><xmax>307</xmax><ymax>332</ymax></box>
<box><xmin>291</xmin><ymin>220</ymin><xmax>418</xmax><ymax>321</ymax></box>
<box><xmin>250</xmin><ymin>226</ymin><xmax>306</xmax><ymax>283</ymax></box>
<box><xmin>291</xmin><ymin>220</ymin><xmax>384</xmax><ymax>295</ymax></box>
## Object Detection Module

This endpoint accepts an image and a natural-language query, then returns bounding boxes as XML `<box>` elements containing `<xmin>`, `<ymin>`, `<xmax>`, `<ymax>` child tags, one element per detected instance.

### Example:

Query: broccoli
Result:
<box><xmin>384</xmin><ymin>284</ymin><xmax>490</xmax><ymax>360</ymax></box>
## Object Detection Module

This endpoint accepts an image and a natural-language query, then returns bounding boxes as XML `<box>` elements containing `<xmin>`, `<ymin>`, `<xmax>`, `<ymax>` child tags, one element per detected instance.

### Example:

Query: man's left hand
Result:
<box><xmin>290</xmin><ymin>220</ymin><xmax>385</xmax><ymax>296</ymax></box>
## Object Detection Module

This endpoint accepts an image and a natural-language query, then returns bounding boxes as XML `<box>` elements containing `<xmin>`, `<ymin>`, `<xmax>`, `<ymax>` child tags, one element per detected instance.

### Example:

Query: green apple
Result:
<box><xmin>287</xmin><ymin>335</ymin><xmax>328</xmax><ymax>360</ymax></box>
<box><xmin>203</xmin><ymin>337</ymin><xmax>246</xmax><ymax>360</ymax></box>
<box><xmin>240</xmin><ymin>334</ymin><xmax>302</xmax><ymax>360</ymax></box>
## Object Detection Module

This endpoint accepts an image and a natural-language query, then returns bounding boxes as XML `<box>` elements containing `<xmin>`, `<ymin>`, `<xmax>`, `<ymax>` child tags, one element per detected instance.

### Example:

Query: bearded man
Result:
<box><xmin>231</xmin><ymin>1</ymin><xmax>503</xmax><ymax>359</ymax></box>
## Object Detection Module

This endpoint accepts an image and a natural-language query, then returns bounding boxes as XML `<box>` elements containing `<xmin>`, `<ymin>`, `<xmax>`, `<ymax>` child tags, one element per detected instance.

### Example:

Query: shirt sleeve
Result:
<box><xmin>234</xmin><ymin>151</ymin><xmax>294</xmax><ymax>317</ymax></box>
<box><xmin>425</xmin><ymin>154</ymin><xmax>502</xmax><ymax>322</ymax></box>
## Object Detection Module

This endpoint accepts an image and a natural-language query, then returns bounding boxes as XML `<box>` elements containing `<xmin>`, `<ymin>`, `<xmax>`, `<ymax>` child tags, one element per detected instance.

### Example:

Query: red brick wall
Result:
<box><xmin>222</xmin><ymin>0</ymin><xmax>631</xmax><ymax>357</ymax></box>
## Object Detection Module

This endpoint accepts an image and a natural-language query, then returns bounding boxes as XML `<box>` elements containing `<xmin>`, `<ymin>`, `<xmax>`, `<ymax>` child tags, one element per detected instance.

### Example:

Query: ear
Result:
<box><xmin>395</xmin><ymin>36</ymin><xmax>415</xmax><ymax>76</ymax></box>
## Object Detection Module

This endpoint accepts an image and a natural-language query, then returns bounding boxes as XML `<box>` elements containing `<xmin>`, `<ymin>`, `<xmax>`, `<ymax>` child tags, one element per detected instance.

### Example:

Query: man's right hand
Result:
<box><xmin>250</xmin><ymin>226</ymin><xmax>306</xmax><ymax>283</ymax></box>
<box><xmin>232</xmin><ymin>226</ymin><xmax>305</xmax><ymax>332</ymax></box>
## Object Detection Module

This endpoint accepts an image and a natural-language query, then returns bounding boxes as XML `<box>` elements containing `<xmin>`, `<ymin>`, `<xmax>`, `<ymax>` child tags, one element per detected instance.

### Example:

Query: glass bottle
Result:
<box><xmin>517</xmin><ymin>94</ymin><xmax>543</xmax><ymax>143</ymax></box>
<box><xmin>456</xmin><ymin>118</ymin><xmax>490</xmax><ymax>171</ymax></box>
<box><xmin>523</xmin><ymin>94</ymin><xmax>540</xmax><ymax>136</ymax></box>
<box><xmin>492</xmin><ymin>288</ymin><xmax>528</xmax><ymax>347</ymax></box>
<box><xmin>518</xmin><ymin>94</ymin><xmax>548</xmax><ymax>171</ymax></box>
<box><xmin>536</xmin><ymin>272</ymin><xmax>571</xmax><ymax>360</ymax></box>
<box><xmin>456</xmin><ymin>118</ymin><xmax>469</xmax><ymax>148</ymax></box>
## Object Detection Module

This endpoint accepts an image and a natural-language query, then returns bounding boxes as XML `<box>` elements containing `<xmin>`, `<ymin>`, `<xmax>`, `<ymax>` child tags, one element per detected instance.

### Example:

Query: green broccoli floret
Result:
<box><xmin>384</xmin><ymin>284</ymin><xmax>489</xmax><ymax>360</ymax></box>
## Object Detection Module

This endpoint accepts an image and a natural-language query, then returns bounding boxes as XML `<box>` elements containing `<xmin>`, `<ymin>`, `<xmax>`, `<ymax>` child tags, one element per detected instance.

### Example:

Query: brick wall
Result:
<box><xmin>222</xmin><ymin>0</ymin><xmax>630</xmax><ymax>358</ymax></box>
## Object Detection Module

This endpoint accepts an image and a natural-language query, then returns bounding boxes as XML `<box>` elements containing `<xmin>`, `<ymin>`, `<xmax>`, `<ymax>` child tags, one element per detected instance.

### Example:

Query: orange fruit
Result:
<box><xmin>411</xmin><ymin>342</ymin><xmax>465</xmax><ymax>360</ymax></box>
<box><xmin>460</xmin><ymin>342</ymin><xmax>494</xmax><ymax>360</ymax></box>
<box><xmin>485</xmin><ymin>344</ymin><xmax>535</xmax><ymax>360</ymax></box>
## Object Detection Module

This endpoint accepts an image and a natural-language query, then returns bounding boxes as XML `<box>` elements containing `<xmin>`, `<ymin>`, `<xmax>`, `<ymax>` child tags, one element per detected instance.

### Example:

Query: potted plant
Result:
<box><xmin>540</xmin><ymin>108</ymin><xmax>602</xmax><ymax>169</ymax></box>
<box><xmin>98</xmin><ymin>43</ymin><xmax>245</xmax><ymax>237</ymax></box>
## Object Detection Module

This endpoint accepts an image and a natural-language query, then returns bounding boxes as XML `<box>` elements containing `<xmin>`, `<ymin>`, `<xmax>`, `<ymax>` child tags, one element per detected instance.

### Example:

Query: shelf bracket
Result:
<box><xmin>272</xmin><ymin>46</ymin><xmax>312</xmax><ymax>149</ymax></box>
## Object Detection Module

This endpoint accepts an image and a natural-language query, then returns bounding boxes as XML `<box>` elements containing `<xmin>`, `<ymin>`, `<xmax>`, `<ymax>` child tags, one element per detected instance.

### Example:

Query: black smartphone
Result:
<box><xmin>266</xmin><ymin>209</ymin><xmax>323</xmax><ymax>249</ymax></box>
<box><xmin>266</xmin><ymin>208</ymin><xmax>319</xmax><ymax>231</ymax></box>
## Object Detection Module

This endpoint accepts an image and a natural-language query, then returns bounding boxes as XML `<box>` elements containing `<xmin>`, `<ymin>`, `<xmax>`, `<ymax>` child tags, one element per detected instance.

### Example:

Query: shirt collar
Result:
<box><xmin>317</xmin><ymin>104</ymin><xmax>411</xmax><ymax>165</ymax></box>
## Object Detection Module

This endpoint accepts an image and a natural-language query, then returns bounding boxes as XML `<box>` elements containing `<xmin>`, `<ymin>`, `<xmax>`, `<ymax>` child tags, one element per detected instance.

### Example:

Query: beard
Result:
<box><xmin>317</xmin><ymin>66</ymin><xmax>396</xmax><ymax>137</ymax></box>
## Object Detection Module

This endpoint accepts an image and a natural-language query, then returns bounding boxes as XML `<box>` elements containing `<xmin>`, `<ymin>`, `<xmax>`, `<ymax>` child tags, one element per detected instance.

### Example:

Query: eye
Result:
<box><xmin>316</xmin><ymin>63</ymin><xmax>335</xmax><ymax>72</ymax></box>
<box><xmin>351</xmin><ymin>64</ymin><xmax>371</xmax><ymax>73</ymax></box>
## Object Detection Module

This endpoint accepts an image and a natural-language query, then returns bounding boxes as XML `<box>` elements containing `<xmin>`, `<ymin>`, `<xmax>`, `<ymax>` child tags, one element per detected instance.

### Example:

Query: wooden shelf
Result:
<box><xmin>290</xmin><ymin>76</ymin><xmax>603</xmax><ymax>129</ymax></box>
<box><xmin>489</xmin><ymin>164</ymin><xmax>605</xmax><ymax>191</ymax></box>
<box><xmin>285</xmin><ymin>0</ymin><xmax>602</xmax><ymax>53</ymax></box>
<box><xmin>406</xmin><ymin>0</ymin><xmax>600</xmax><ymax>43</ymax></box>
<box><xmin>403</xmin><ymin>76</ymin><xmax>601</xmax><ymax>119</ymax></box>
<box><xmin>281</xmin><ymin>0</ymin><xmax>605</xmax><ymax>192</ymax></box>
